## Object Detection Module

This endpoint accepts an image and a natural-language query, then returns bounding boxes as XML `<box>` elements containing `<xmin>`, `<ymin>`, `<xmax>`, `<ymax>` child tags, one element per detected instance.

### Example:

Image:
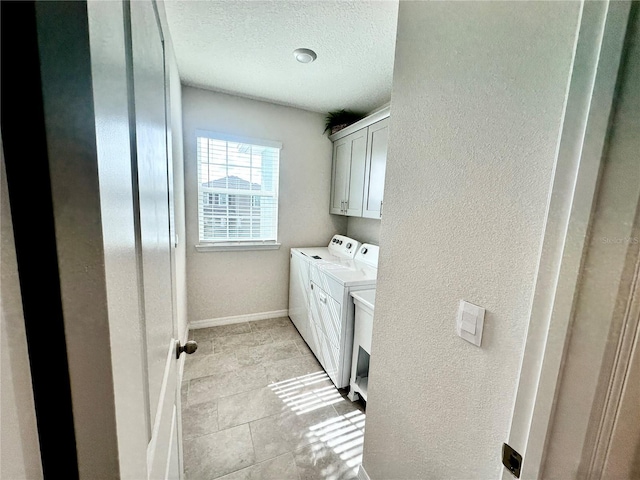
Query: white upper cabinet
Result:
<box><xmin>362</xmin><ymin>118</ymin><xmax>389</xmax><ymax>219</ymax></box>
<box><xmin>330</xmin><ymin>128</ymin><xmax>367</xmax><ymax>216</ymax></box>
<box><xmin>330</xmin><ymin>138</ymin><xmax>350</xmax><ymax>214</ymax></box>
<box><xmin>329</xmin><ymin>107</ymin><xmax>390</xmax><ymax>218</ymax></box>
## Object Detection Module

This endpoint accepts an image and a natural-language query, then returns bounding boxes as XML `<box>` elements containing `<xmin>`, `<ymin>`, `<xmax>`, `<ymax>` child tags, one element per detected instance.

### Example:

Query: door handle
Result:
<box><xmin>380</xmin><ymin>201</ymin><xmax>383</xmax><ymax>218</ymax></box>
<box><xmin>176</xmin><ymin>340</ymin><xmax>198</xmax><ymax>359</ymax></box>
<box><xmin>319</xmin><ymin>293</ymin><xmax>327</xmax><ymax>304</ymax></box>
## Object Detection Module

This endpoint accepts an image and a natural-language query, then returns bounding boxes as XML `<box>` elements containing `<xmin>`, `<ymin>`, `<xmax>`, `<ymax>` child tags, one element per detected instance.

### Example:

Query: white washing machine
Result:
<box><xmin>308</xmin><ymin>243</ymin><xmax>379</xmax><ymax>388</ymax></box>
<box><xmin>288</xmin><ymin>235</ymin><xmax>361</xmax><ymax>360</ymax></box>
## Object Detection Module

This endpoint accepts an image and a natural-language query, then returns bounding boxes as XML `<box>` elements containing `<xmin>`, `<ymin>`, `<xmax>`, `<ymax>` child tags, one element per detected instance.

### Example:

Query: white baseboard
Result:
<box><xmin>357</xmin><ymin>464</ymin><xmax>371</xmax><ymax>480</ymax></box>
<box><xmin>189</xmin><ymin>309</ymin><xmax>289</xmax><ymax>330</ymax></box>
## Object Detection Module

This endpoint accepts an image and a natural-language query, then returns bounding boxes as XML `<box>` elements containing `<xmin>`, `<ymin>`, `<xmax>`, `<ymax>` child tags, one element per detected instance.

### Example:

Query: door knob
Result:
<box><xmin>176</xmin><ymin>340</ymin><xmax>198</xmax><ymax>359</ymax></box>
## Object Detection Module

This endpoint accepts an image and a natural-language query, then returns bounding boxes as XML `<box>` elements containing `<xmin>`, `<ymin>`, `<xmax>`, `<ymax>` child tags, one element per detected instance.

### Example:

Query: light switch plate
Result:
<box><xmin>456</xmin><ymin>300</ymin><xmax>485</xmax><ymax>347</ymax></box>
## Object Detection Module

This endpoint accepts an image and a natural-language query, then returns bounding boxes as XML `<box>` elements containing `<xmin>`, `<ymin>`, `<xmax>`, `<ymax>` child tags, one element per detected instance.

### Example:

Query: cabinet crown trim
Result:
<box><xmin>329</xmin><ymin>106</ymin><xmax>390</xmax><ymax>142</ymax></box>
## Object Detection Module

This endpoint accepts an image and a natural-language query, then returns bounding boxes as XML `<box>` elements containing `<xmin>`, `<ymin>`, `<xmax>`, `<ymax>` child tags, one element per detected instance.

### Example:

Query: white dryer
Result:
<box><xmin>309</xmin><ymin>244</ymin><xmax>379</xmax><ymax>388</ymax></box>
<box><xmin>288</xmin><ymin>235</ymin><xmax>360</xmax><ymax>360</ymax></box>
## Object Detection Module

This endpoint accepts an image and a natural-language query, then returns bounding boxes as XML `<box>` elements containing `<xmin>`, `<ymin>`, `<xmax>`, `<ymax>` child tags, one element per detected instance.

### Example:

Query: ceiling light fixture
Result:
<box><xmin>293</xmin><ymin>48</ymin><xmax>317</xmax><ymax>64</ymax></box>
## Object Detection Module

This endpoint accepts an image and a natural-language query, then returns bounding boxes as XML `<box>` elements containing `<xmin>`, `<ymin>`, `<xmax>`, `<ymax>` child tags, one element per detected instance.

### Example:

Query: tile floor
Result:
<box><xmin>183</xmin><ymin>317</ymin><xmax>366</xmax><ymax>480</ymax></box>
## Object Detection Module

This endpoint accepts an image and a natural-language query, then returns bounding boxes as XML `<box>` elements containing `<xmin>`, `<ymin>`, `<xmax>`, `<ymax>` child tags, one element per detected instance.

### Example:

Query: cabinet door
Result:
<box><xmin>319</xmin><ymin>333</ymin><xmax>341</xmax><ymax>387</ymax></box>
<box><xmin>330</xmin><ymin>138</ymin><xmax>350</xmax><ymax>215</ymax></box>
<box><xmin>308</xmin><ymin>284</ymin><xmax>326</xmax><ymax>362</ymax></box>
<box><xmin>363</xmin><ymin>118</ymin><xmax>389</xmax><ymax>219</ymax></box>
<box><xmin>312</xmin><ymin>285</ymin><xmax>342</xmax><ymax>347</ymax></box>
<box><xmin>345</xmin><ymin>130</ymin><xmax>367</xmax><ymax>217</ymax></box>
<box><xmin>308</xmin><ymin>317</ymin><xmax>324</xmax><ymax>365</ymax></box>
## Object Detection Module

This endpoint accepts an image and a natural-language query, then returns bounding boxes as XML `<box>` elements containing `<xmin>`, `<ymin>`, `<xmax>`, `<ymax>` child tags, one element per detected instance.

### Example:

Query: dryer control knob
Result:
<box><xmin>362</xmin><ymin>248</ymin><xmax>368</xmax><ymax>254</ymax></box>
<box><xmin>346</xmin><ymin>243</ymin><xmax>352</xmax><ymax>249</ymax></box>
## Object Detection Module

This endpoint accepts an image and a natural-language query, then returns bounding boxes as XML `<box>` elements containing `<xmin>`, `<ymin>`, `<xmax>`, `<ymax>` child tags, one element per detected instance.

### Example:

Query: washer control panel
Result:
<box><xmin>355</xmin><ymin>243</ymin><xmax>379</xmax><ymax>268</ymax></box>
<box><xmin>328</xmin><ymin>235</ymin><xmax>360</xmax><ymax>258</ymax></box>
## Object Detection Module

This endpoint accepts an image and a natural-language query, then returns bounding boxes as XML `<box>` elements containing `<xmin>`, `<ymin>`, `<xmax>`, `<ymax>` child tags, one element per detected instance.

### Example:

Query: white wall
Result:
<box><xmin>347</xmin><ymin>217</ymin><xmax>380</xmax><ymax>245</ymax></box>
<box><xmin>183</xmin><ymin>87</ymin><xmax>347</xmax><ymax>322</ymax></box>
<box><xmin>1</xmin><ymin>138</ymin><xmax>43</xmax><ymax>480</ymax></box>
<box><xmin>361</xmin><ymin>2</ymin><xmax>580</xmax><ymax>479</ymax></box>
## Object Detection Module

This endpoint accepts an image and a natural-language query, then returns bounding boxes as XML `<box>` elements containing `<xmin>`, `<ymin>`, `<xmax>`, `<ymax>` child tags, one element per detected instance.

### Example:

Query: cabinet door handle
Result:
<box><xmin>319</xmin><ymin>293</ymin><xmax>327</xmax><ymax>304</ymax></box>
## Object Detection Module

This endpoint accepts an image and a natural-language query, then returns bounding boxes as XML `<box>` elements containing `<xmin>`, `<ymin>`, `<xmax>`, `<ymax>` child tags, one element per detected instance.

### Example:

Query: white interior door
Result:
<box><xmin>129</xmin><ymin>1</ymin><xmax>180</xmax><ymax>478</ymax></box>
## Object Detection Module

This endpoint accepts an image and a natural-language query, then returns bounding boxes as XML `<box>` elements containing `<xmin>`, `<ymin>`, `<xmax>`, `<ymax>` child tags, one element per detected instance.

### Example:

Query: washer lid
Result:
<box><xmin>294</xmin><ymin>247</ymin><xmax>332</xmax><ymax>260</ymax></box>
<box><xmin>315</xmin><ymin>258</ymin><xmax>378</xmax><ymax>287</ymax></box>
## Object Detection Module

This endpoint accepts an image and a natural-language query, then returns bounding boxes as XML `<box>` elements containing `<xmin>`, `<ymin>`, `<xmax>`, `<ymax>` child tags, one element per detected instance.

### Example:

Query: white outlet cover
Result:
<box><xmin>456</xmin><ymin>300</ymin><xmax>485</xmax><ymax>347</ymax></box>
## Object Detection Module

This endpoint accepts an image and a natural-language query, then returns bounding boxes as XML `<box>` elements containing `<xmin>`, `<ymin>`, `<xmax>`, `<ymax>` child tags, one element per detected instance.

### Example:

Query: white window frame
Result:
<box><xmin>195</xmin><ymin>130</ymin><xmax>282</xmax><ymax>252</ymax></box>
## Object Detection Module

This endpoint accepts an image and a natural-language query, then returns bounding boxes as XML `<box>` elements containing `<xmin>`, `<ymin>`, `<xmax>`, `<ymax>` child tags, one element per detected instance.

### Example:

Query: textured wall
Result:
<box><xmin>347</xmin><ymin>217</ymin><xmax>380</xmax><ymax>245</ymax></box>
<box><xmin>361</xmin><ymin>2</ymin><xmax>580</xmax><ymax>478</ymax></box>
<box><xmin>183</xmin><ymin>87</ymin><xmax>347</xmax><ymax>321</ymax></box>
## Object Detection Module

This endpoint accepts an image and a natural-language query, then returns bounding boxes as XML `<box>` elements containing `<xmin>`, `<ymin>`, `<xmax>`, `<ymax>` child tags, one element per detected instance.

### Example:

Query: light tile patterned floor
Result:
<box><xmin>182</xmin><ymin>317</ymin><xmax>366</xmax><ymax>480</ymax></box>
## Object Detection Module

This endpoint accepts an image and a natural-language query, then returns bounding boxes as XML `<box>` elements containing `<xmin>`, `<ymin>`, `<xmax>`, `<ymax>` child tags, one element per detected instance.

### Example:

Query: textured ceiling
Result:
<box><xmin>164</xmin><ymin>0</ymin><xmax>399</xmax><ymax>114</ymax></box>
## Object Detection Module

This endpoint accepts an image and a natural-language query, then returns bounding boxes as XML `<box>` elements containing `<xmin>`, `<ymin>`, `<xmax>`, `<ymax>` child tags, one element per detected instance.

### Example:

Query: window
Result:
<box><xmin>197</xmin><ymin>131</ymin><xmax>281</xmax><ymax>247</ymax></box>
<box><xmin>214</xmin><ymin>193</ymin><xmax>228</xmax><ymax>206</ymax></box>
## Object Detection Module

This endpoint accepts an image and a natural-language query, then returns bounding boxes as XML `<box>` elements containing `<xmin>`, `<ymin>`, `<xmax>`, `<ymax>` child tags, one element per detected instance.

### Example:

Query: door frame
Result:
<box><xmin>1</xmin><ymin>1</ymin><xmax>184</xmax><ymax>477</ymax></box>
<box><xmin>591</xmin><ymin>253</ymin><xmax>640</xmax><ymax>478</ymax></box>
<box><xmin>504</xmin><ymin>1</ymin><xmax>633</xmax><ymax>478</ymax></box>
<box><xmin>0</xmin><ymin>2</ymin><xmax>82</xmax><ymax>476</ymax></box>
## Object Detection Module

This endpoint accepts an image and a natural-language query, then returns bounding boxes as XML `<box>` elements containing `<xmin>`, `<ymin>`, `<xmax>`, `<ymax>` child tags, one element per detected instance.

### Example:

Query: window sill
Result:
<box><xmin>195</xmin><ymin>242</ymin><xmax>282</xmax><ymax>252</ymax></box>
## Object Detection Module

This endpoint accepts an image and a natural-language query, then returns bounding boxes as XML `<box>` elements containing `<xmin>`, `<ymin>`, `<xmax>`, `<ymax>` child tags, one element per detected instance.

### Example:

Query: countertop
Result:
<box><xmin>351</xmin><ymin>289</ymin><xmax>376</xmax><ymax>311</ymax></box>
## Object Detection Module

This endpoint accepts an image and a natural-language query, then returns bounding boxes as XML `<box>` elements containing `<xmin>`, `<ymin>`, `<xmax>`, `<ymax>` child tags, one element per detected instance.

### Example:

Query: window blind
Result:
<box><xmin>196</xmin><ymin>132</ymin><xmax>281</xmax><ymax>244</ymax></box>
